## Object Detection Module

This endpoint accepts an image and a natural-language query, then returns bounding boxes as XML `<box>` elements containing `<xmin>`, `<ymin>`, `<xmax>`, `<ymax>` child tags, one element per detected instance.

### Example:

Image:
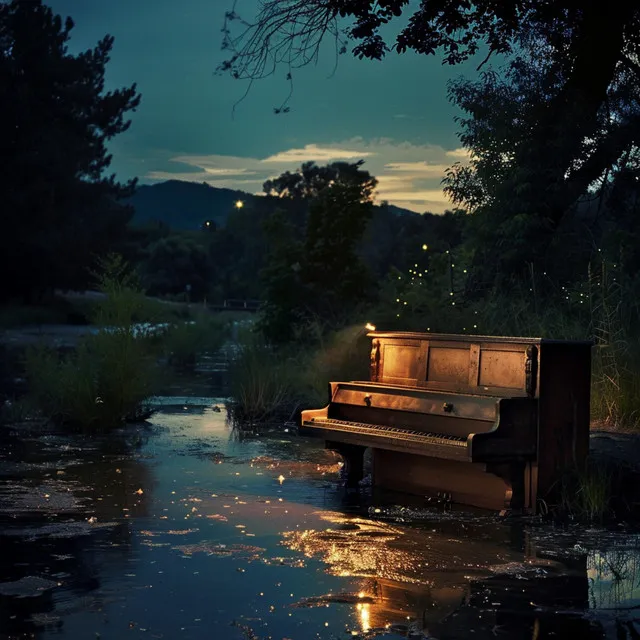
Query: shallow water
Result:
<box><xmin>1</xmin><ymin>399</ymin><xmax>639</xmax><ymax>640</ymax></box>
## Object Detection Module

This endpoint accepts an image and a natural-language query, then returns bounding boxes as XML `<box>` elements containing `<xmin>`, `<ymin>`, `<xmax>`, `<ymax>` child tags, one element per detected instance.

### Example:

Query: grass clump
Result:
<box><xmin>294</xmin><ymin>323</ymin><xmax>372</xmax><ymax>408</ymax></box>
<box><xmin>227</xmin><ymin>338</ymin><xmax>295</xmax><ymax>428</ymax></box>
<box><xmin>24</xmin><ymin>255</ymin><xmax>160</xmax><ymax>432</ymax></box>
<box><xmin>226</xmin><ymin>321</ymin><xmax>372</xmax><ymax>431</ymax></box>
<box><xmin>558</xmin><ymin>459</ymin><xmax>614</xmax><ymax>522</ymax></box>
<box><xmin>162</xmin><ymin>312</ymin><xmax>229</xmax><ymax>370</ymax></box>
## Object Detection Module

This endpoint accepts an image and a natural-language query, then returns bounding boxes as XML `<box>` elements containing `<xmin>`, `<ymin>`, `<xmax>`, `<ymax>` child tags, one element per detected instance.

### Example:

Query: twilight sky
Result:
<box><xmin>48</xmin><ymin>0</ymin><xmax>481</xmax><ymax>213</ymax></box>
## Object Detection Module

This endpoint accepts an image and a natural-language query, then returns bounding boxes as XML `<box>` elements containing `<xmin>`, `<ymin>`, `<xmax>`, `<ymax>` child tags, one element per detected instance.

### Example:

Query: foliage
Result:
<box><xmin>220</xmin><ymin>0</ymin><xmax>640</xmax><ymax>304</ymax></box>
<box><xmin>263</xmin><ymin>160</ymin><xmax>376</xmax><ymax>201</ymax></box>
<box><xmin>226</xmin><ymin>337</ymin><xmax>296</xmax><ymax>428</ymax></box>
<box><xmin>227</xmin><ymin>322</ymin><xmax>371</xmax><ymax>429</ymax></box>
<box><xmin>141</xmin><ymin>233</ymin><xmax>212</xmax><ymax>299</ymax></box>
<box><xmin>0</xmin><ymin>397</ymin><xmax>35</xmax><ymax>426</ymax></box>
<box><xmin>24</xmin><ymin>256</ymin><xmax>158</xmax><ymax>432</ymax></box>
<box><xmin>293</xmin><ymin>323</ymin><xmax>372</xmax><ymax>408</ymax></box>
<box><xmin>259</xmin><ymin>161</ymin><xmax>377</xmax><ymax>343</ymax></box>
<box><xmin>162</xmin><ymin>312</ymin><xmax>229</xmax><ymax>370</ymax></box>
<box><xmin>0</xmin><ymin>0</ymin><xmax>140</xmax><ymax>301</ymax></box>
<box><xmin>443</xmin><ymin>44</ymin><xmax>640</xmax><ymax>290</ymax></box>
<box><xmin>219</xmin><ymin>1</ymin><xmax>640</xmax><ymax>120</ymax></box>
<box><xmin>558</xmin><ymin>460</ymin><xmax>614</xmax><ymax>522</ymax></box>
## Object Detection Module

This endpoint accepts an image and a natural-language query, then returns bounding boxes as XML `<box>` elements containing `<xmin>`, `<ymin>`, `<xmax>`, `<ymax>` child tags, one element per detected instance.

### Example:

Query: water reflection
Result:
<box><xmin>2</xmin><ymin>401</ymin><xmax>640</xmax><ymax>639</ymax></box>
<box><xmin>588</xmin><ymin>541</ymin><xmax>640</xmax><ymax>609</ymax></box>
<box><xmin>0</xmin><ymin>424</ymin><xmax>154</xmax><ymax>638</ymax></box>
<box><xmin>282</xmin><ymin>507</ymin><xmax>640</xmax><ymax>639</ymax></box>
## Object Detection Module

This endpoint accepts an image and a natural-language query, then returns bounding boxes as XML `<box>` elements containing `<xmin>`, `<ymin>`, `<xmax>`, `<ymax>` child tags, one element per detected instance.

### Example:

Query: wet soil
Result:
<box><xmin>1</xmin><ymin>399</ymin><xmax>640</xmax><ymax>640</ymax></box>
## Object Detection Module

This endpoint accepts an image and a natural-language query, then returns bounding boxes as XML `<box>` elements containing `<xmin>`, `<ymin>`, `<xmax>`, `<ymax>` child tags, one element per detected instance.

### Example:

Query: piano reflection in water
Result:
<box><xmin>300</xmin><ymin>331</ymin><xmax>592</xmax><ymax>514</ymax></box>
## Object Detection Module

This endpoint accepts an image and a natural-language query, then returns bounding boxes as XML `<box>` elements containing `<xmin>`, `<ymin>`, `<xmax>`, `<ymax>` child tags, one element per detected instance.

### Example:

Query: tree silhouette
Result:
<box><xmin>220</xmin><ymin>0</ymin><xmax>640</xmax><ymax>290</ymax></box>
<box><xmin>0</xmin><ymin>0</ymin><xmax>141</xmax><ymax>300</ymax></box>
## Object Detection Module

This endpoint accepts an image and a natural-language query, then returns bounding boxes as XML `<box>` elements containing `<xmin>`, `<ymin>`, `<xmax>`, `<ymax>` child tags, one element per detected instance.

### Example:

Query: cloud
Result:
<box><xmin>383</xmin><ymin>161</ymin><xmax>451</xmax><ymax>177</ymax></box>
<box><xmin>263</xmin><ymin>143</ymin><xmax>374</xmax><ymax>163</ymax></box>
<box><xmin>445</xmin><ymin>147</ymin><xmax>471</xmax><ymax>160</ymax></box>
<box><xmin>144</xmin><ymin>138</ymin><xmax>470</xmax><ymax>213</ymax></box>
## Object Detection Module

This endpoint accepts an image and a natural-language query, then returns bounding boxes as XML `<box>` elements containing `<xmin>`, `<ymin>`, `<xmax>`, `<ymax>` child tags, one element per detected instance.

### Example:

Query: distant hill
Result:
<box><xmin>128</xmin><ymin>180</ymin><xmax>265</xmax><ymax>230</ymax></box>
<box><xmin>128</xmin><ymin>180</ymin><xmax>417</xmax><ymax>230</ymax></box>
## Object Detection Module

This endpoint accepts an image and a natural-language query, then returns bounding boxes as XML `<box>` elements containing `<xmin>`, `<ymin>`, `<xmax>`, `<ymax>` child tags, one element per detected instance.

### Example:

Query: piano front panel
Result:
<box><xmin>378</xmin><ymin>339</ymin><xmax>427</xmax><ymax>386</ymax></box>
<box><xmin>374</xmin><ymin>334</ymin><xmax>538</xmax><ymax>398</ymax></box>
<box><xmin>427</xmin><ymin>345</ymin><xmax>470</xmax><ymax>384</ymax></box>
<box><xmin>478</xmin><ymin>348</ymin><xmax>526</xmax><ymax>389</ymax></box>
<box><xmin>331</xmin><ymin>382</ymin><xmax>499</xmax><ymax>423</ymax></box>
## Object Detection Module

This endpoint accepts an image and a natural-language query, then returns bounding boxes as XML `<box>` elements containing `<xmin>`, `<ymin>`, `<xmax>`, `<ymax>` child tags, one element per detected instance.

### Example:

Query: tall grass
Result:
<box><xmin>162</xmin><ymin>312</ymin><xmax>228</xmax><ymax>370</ymax></box>
<box><xmin>294</xmin><ymin>322</ymin><xmax>371</xmax><ymax>407</ymax></box>
<box><xmin>24</xmin><ymin>255</ymin><xmax>160</xmax><ymax>432</ymax></box>
<box><xmin>558</xmin><ymin>459</ymin><xmax>614</xmax><ymax>521</ymax></box>
<box><xmin>226</xmin><ymin>321</ymin><xmax>372</xmax><ymax>430</ymax></box>
<box><xmin>227</xmin><ymin>338</ymin><xmax>295</xmax><ymax>428</ymax></box>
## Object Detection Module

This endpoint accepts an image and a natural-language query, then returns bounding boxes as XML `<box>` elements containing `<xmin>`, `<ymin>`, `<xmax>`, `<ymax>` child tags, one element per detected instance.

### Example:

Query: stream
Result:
<box><xmin>1</xmin><ymin>397</ymin><xmax>640</xmax><ymax>639</ymax></box>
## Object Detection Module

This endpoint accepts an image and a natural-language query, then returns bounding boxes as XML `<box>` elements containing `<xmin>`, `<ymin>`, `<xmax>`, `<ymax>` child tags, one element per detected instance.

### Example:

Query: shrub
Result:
<box><xmin>163</xmin><ymin>312</ymin><xmax>228</xmax><ymax>370</ymax></box>
<box><xmin>227</xmin><ymin>338</ymin><xmax>295</xmax><ymax>428</ymax></box>
<box><xmin>24</xmin><ymin>255</ymin><xmax>159</xmax><ymax>432</ymax></box>
<box><xmin>558</xmin><ymin>459</ymin><xmax>614</xmax><ymax>522</ymax></box>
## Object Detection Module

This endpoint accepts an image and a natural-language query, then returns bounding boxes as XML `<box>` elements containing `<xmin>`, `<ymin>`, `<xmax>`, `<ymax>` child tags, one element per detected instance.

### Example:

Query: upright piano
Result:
<box><xmin>301</xmin><ymin>331</ymin><xmax>592</xmax><ymax>514</ymax></box>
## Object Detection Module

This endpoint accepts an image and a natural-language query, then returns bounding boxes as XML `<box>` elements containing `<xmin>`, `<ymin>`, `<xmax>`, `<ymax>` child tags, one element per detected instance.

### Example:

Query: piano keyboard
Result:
<box><xmin>304</xmin><ymin>417</ymin><xmax>467</xmax><ymax>448</ymax></box>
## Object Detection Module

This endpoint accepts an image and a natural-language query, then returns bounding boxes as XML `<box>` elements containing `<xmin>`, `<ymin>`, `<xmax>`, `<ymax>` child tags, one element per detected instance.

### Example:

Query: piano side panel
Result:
<box><xmin>537</xmin><ymin>342</ymin><xmax>591</xmax><ymax>501</ymax></box>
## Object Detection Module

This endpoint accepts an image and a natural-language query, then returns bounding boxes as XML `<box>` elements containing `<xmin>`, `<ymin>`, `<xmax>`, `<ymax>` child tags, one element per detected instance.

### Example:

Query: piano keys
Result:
<box><xmin>300</xmin><ymin>331</ymin><xmax>592</xmax><ymax>514</ymax></box>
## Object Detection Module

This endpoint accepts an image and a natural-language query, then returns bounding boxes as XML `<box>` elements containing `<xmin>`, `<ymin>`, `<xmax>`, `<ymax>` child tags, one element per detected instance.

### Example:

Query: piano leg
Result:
<box><xmin>326</xmin><ymin>441</ymin><xmax>366</xmax><ymax>488</ymax></box>
<box><xmin>486</xmin><ymin>461</ymin><xmax>534</xmax><ymax>516</ymax></box>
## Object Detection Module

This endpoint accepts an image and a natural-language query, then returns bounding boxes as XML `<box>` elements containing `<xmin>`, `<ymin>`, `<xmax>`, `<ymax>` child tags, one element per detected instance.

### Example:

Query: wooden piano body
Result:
<box><xmin>301</xmin><ymin>331</ymin><xmax>592</xmax><ymax>514</ymax></box>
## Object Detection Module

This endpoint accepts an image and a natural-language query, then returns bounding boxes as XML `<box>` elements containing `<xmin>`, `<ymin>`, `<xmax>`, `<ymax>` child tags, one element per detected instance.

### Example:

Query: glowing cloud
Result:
<box><xmin>145</xmin><ymin>138</ymin><xmax>471</xmax><ymax>214</ymax></box>
<box><xmin>262</xmin><ymin>144</ymin><xmax>375</xmax><ymax>163</ymax></box>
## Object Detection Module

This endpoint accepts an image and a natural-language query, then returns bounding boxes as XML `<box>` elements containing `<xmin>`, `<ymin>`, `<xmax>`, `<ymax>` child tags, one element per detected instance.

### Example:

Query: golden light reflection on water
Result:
<box><xmin>356</xmin><ymin>601</ymin><xmax>371</xmax><ymax>632</ymax></box>
<box><xmin>282</xmin><ymin>510</ymin><xmax>532</xmax><ymax>634</ymax></box>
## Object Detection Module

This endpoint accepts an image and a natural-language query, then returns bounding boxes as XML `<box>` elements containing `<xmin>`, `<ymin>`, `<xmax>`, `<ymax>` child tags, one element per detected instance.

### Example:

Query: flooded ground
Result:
<box><xmin>1</xmin><ymin>398</ymin><xmax>640</xmax><ymax>640</ymax></box>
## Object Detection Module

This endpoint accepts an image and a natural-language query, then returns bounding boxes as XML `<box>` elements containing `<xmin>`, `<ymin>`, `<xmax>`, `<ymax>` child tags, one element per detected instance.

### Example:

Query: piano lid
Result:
<box><xmin>367</xmin><ymin>331</ymin><xmax>593</xmax><ymax>346</ymax></box>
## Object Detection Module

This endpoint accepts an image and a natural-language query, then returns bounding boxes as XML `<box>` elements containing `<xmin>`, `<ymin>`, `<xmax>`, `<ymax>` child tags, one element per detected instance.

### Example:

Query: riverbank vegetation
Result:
<box><xmin>19</xmin><ymin>256</ymin><xmax>230</xmax><ymax>432</ymax></box>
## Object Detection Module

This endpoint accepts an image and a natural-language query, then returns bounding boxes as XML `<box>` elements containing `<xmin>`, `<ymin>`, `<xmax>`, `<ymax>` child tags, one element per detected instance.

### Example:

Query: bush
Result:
<box><xmin>293</xmin><ymin>322</ymin><xmax>372</xmax><ymax>408</ymax></box>
<box><xmin>163</xmin><ymin>312</ymin><xmax>228</xmax><ymax>370</ymax></box>
<box><xmin>227</xmin><ymin>338</ymin><xmax>295</xmax><ymax>428</ymax></box>
<box><xmin>24</xmin><ymin>255</ymin><xmax>159</xmax><ymax>432</ymax></box>
<box><xmin>557</xmin><ymin>459</ymin><xmax>614</xmax><ymax>522</ymax></box>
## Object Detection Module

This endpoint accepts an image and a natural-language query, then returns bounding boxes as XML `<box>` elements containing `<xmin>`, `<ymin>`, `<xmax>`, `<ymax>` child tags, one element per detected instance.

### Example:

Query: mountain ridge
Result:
<box><xmin>128</xmin><ymin>180</ymin><xmax>419</xmax><ymax>230</ymax></box>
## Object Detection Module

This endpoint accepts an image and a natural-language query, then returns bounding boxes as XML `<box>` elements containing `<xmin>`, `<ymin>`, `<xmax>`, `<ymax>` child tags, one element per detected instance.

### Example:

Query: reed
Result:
<box><xmin>162</xmin><ymin>312</ymin><xmax>228</xmax><ymax>370</ymax></box>
<box><xmin>226</xmin><ymin>338</ymin><xmax>295</xmax><ymax>429</ymax></box>
<box><xmin>558</xmin><ymin>459</ymin><xmax>613</xmax><ymax>521</ymax></box>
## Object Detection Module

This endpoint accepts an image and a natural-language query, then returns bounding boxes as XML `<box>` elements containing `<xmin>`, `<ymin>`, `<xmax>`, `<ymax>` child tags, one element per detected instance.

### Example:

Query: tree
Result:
<box><xmin>442</xmin><ymin>34</ymin><xmax>640</xmax><ymax>290</ymax></box>
<box><xmin>0</xmin><ymin>0</ymin><xmax>140</xmax><ymax>300</ymax></box>
<box><xmin>142</xmin><ymin>234</ymin><xmax>212</xmax><ymax>299</ymax></box>
<box><xmin>220</xmin><ymin>0</ymin><xmax>640</xmax><ymax>288</ymax></box>
<box><xmin>259</xmin><ymin>160</ymin><xmax>377</xmax><ymax>341</ymax></box>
